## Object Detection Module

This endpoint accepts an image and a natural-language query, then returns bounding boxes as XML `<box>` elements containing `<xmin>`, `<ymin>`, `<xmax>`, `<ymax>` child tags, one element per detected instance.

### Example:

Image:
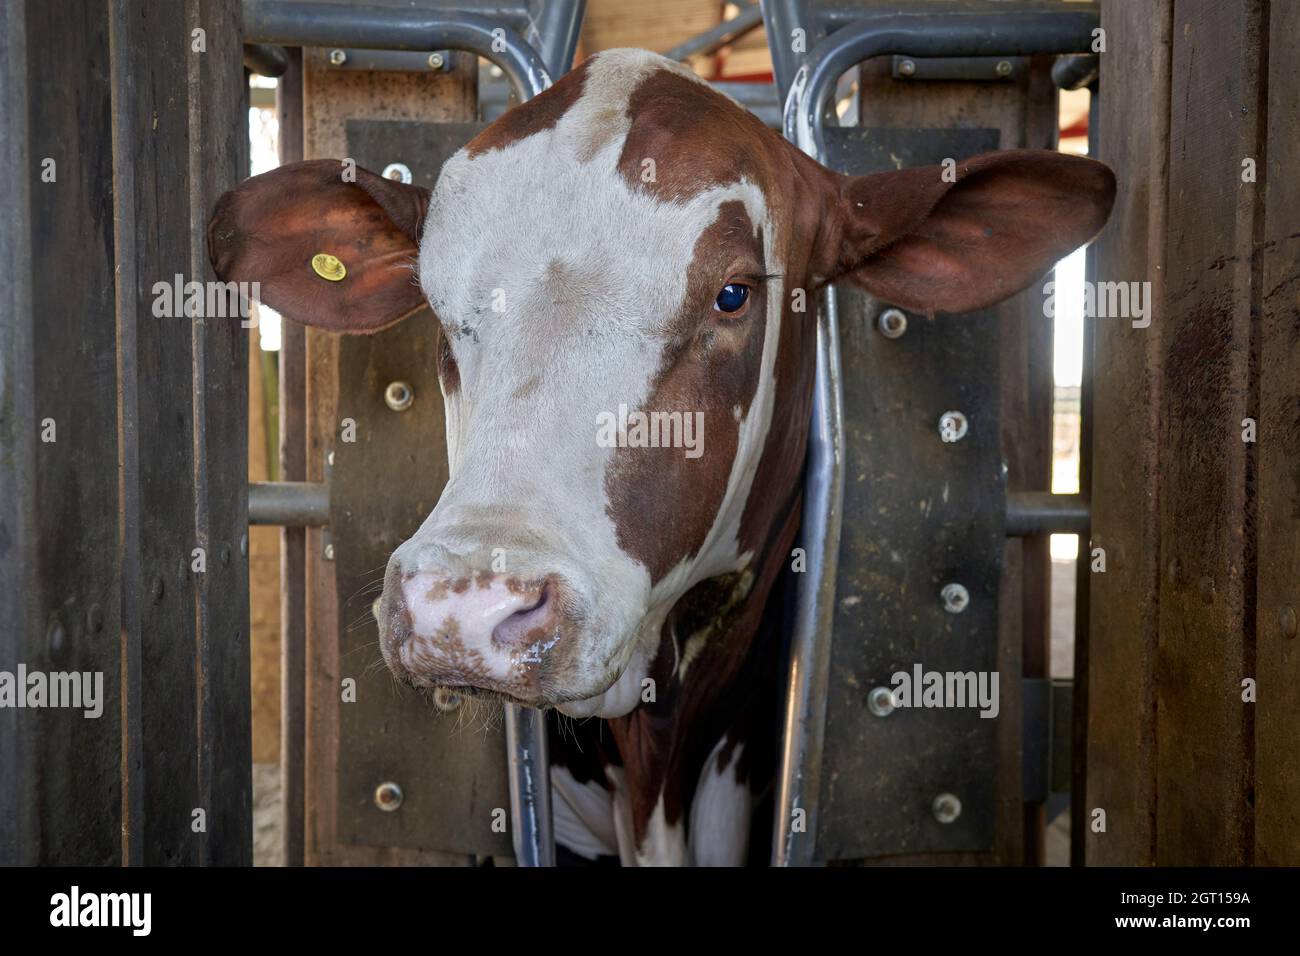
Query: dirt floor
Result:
<box><xmin>253</xmin><ymin>762</ymin><xmax>283</xmax><ymax>868</ymax></box>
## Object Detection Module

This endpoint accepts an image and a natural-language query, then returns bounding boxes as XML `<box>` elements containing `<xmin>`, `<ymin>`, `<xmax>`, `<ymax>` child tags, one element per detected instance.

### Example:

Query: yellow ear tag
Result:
<box><xmin>311</xmin><ymin>253</ymin><xmax>347</xmax><ymax>281</ymax></box>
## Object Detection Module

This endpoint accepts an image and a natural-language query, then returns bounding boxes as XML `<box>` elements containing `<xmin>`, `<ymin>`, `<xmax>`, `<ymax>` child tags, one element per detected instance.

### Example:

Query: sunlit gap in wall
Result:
<box><xmin>1050</xmin><ymin>84</ymin><xmax>1091</xmax><ymax>563</ymax></box>
<box><xmin>249</xmin><ymin>74</ymin><xmax>282</xmax><ymax>353</ymax></box>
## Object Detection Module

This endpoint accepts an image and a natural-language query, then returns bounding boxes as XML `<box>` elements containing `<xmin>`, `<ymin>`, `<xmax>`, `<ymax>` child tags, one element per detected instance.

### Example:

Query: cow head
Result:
<box><xmin>209</xmin><ymin>50</ymin><xmax>1114</xmax><ymax>718</ymax></box>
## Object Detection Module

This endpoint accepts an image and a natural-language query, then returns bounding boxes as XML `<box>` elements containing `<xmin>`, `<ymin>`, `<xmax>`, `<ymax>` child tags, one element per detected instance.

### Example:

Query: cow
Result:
<box><xmin>208</xmin><ymin>49</ymin><xmax>1114</xmax><ymax>866</ymax></box>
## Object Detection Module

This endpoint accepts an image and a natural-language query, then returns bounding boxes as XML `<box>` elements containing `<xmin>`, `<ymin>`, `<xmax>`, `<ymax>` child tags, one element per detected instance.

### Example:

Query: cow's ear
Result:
<box><xmin>207</xmin><ymin>159</ymin><xmax>431</xmax><ymax>333</ymax></box>
<box><xmin>821</xmin><ymin>150</ymin><xmax>1115</xmax><ymax>313</ymax></box>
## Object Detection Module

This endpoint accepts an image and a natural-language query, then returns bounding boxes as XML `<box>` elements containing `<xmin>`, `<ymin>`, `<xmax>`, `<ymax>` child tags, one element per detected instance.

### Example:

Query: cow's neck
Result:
<box><xmin>607</xmin><ymin>278</ymin><xmax>816</xmax><ymax>856</ymax></box>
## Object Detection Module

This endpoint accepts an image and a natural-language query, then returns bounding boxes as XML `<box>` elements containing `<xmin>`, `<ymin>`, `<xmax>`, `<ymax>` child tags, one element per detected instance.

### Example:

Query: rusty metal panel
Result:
<box><xmin>329</xmin><ymin>118</ymin><xmax>513</xmax><ymax>859</ymax></box>
<box><xmin>815</xmin><ymin>125</ymin><xmax>1006</xmax><ymax>862</ymax></box>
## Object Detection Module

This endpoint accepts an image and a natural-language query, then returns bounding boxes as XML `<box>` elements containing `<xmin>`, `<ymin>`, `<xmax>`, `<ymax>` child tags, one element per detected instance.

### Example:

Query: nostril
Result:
<box><xmin>492</xmin><ymin>585</ymin><xmax>552</xmax><ymax>647</ymax></box>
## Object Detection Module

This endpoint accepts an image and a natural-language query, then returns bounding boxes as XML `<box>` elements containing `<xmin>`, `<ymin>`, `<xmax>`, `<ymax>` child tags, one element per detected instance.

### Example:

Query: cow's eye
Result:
<box><xmin>713</xmin><ymin>282</ymin><xmax>751</xmax><ymax>315</ymax></box>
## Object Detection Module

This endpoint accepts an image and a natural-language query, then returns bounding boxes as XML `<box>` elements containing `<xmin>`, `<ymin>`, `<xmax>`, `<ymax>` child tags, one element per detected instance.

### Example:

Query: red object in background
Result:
<box><xmin>1060</xmin><ymin>115</ymin><xmax>1089</xmax><ymax>140</ymax></box>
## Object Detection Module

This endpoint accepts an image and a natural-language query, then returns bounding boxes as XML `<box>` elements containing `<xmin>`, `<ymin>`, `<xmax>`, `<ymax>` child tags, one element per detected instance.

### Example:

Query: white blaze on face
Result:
<box><xmin>402</xmin><ymin>50</ymin><xmax>783</xmax><ymax>716</ymax></box>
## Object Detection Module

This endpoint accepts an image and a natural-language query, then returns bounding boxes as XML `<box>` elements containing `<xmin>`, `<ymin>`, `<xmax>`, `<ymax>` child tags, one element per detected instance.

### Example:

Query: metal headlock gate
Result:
<box><xmin>2</xmin><ymin>0</ymin><xmax>1105</xmax><ymax>867</ymax></box>
<box><xmin>231</xmin><ymin>0</ymin><xmax>1101</xmax><ymax>866</ymax></box>
<box><xmin>763</xmin><ymin>0</ymin><xmax>1097</xmax><ymax>865</ymax></box>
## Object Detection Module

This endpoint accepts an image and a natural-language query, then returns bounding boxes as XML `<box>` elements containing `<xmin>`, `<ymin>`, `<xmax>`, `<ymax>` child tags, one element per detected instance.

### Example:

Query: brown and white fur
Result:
<box><xmin>208</xmin><ymin>49</ymin><xmax>1114</xmax><ymax>866</ymax></box>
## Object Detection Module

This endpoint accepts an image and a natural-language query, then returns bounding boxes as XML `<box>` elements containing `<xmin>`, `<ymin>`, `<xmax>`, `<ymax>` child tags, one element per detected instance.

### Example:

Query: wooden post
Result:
<box><xmin>0</xmin><ymin>0</ymin><xmax>250</xmax><ymax>865</ymax></box>
<box><xmin>1088</xmin><ymin>0</ymin><xmax>1297</xmax><ymax>866</ymax></box>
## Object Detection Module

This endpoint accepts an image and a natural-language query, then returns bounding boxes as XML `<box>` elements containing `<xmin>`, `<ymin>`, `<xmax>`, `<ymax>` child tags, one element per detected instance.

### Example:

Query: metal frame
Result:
<box><xmin>238</xmin><ymin>0</ymin><xmax>586</xmax><ymax>868</ymax></box>
<box><xmin>768</xmin><ymin>0</ymin><xmax>1100</xmax><ymax>867</ymax></box>
<box><xmin>243</xmin><ymin>1</ymin><xmax>557</xmax><ymax>99</ymax></box>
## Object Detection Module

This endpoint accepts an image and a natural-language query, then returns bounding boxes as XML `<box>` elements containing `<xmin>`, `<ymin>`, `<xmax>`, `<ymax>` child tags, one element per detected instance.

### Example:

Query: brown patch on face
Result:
<box><xmin>604</xmin><ymin>202</ymin><xmax>768</xmax><ymax>583</ymax></box>
<box><xmin>608</xmin><ymin>66</ymin><xmax>828</xmax><ymax>572</ymax></box>
<box><xmin>465</xmin><ymin>58</ymin><xmax>591</xmax><ymax>159</ymax></box>
<box><xmin>616</xmin><ymin>70</ymin><xmax>778</xmax><ymax>202</ymax></box>
<box><xmin>735</xmin><ymin>273</ymin><xmax>817</xmax><ymax>559</ymax></box>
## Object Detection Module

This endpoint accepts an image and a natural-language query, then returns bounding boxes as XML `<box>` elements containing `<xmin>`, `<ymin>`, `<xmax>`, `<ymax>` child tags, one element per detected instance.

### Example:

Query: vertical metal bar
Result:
<box><xmin>277</xmin><ymin>44</ymin><xmax>307</xmax><ymax>868</ymax></box>
<box><xmin>761</xmin><ymin>0</ymin><xmax>821</xmax><ymax>101</ymax></box>
<box><xmin>772</xmin><ymin>288</ymin><xmax>845</xmax><ymax>867</ymax></box>
<box><xmin>527</xmin><ymin>0</ymin><xmax>587</xmax><ymax>77</ymax></box>
<box><xmin>504</xmin><ymin>704</ymin><xmax>554</xmax><ymax>867</ymax></box>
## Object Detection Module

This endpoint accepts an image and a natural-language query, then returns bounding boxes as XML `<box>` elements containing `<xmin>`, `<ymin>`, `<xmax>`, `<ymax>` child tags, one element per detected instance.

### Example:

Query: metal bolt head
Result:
<box><xmin>995</xmin><ymin>59</ymin><xmax>1013</xmax><ymax>77</ymax></box>
<box><xmin>938</xmin><ymin>410</ymin><xmax>969</xmax><ymax>443</ymax></box>
<box><xmin>240</xmin><ymin>533</ymin><xmax>248</xmax><ymax>557</ymax></box>
<box><xmin>932</xmin><ymin>792</ymin><xmax>962</xmax><ymax>824</ymax></box>
<box><xmin>323</xmin><ymin>543</ymin><xmax>335</xmax><ymax>561</ymax></box>
<box><xmin>328</xmin><ymin>48</ymin><xmax>347</xmax><ymax>66</ymax></box>
<box><xmin>374</xmin><ymin>781</ymin><xmax>403</xmax><ymax>812</ymax></box>
<box><xmin>428</xmin><ymin>52</ymin><xmax>445</xmax><ymax>70</ymax></box>
<box><xmin>867</xmin><ymin>686</ymin><xmax>896</xmax><ymax>717</ymax></box>
<box><xmin>327</xmin><ymin>450</ymin><xmax>336</xmax><ymax>468</ymax></box>
<box><xmin>899</xmin><ymin>58</ymin><xmax>916</xmax><ymax>76</ymax></box>
<box><xmin>877</xmin><ymin>307</ymin><xmax>908</xmax><ymax>339</ymax></box>
<box><xmin>433</xmin><ymin>687</ymin><xmax>463</xmax><ymax>712</ymax></box>
<box><xmin>384</xmin><ymin>381</ymin><xmax>414</xmax><ymax>412</ymax></box>
<box><xmin>47</xmin><ymin>617</ymin><xmax>66</xmax><ymax>656</ymax></box>
<box><xmin>1280</xmin><ymin>605</ymin><xmax>1298</xmax><ymax>639</ymax></box>
<box><xmin>382</xmin><ymin>162</ymin><xmax>413</xmax><ymax>184</ymax></box>
<box><xmin>941</xmin><ymin>582</ymin><xmax>970</xmax><ymax>614</ymax></box>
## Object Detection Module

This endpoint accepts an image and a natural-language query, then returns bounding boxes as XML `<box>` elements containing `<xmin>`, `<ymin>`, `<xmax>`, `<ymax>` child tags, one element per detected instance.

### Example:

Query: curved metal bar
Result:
<box><xmin>242</xmin><ymin>0</ymin><xmax>553</xmax><ymax>100</ymax></box>
<box><xmin>1052</xmin><ymin>52</ymin><xmax>1100</xmax><ymax>91</ymax></box>
<box><xmin>783</xmin><ymin>8</ymin><xmax>1099</xmax><ymax>156</ymax></box>
<box><xmin>243</xmin><ymin>42</ymin><xmax>289</xmax><ymax>78</ymax></box>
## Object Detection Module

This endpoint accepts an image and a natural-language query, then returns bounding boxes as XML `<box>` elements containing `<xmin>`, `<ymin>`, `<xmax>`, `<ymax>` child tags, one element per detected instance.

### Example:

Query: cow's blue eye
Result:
<box><xmin>714</xmin><ymin>283</ymin><xmax>750</xmax><ymax>314</ymax></box>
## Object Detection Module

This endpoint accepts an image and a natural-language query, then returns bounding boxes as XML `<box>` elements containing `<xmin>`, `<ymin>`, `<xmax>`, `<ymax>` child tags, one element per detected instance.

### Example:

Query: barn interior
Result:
<box><xmin>2</xmin><ymin>0</ymin><xmax>1295</xmax><ymax>878</ymax></box>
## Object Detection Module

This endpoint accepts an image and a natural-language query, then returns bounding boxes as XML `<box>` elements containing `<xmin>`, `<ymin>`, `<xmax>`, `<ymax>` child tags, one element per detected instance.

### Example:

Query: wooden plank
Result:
<box><xmin>189</xmin><ymin>0</ymin><xmax>251</xmax><ymax>867</ymax></box>
<box><xmin>0</xmin><ymin>0</ymin><xmax>40</xmax><ymax>866</ymax></box>
<box><xmin>111</xmin><ymin>0</ymin><xmax>251</xmax><ymax>865</ymax></box>
<box><xmin>0</xmin><ymin>0</ymin><xmax>123</xmax><ymax>866</ymax></box>
<box><xmin>1254</xmin><ymin>0</ymin><xmax>1300</xmax><ymax>867</ymax></box>
<box><xmin>248</xmin><ymin>340</ymin><xmax>280</xmax><ymax>766</ymax></box>
<box><xmin>1154</xmin><ymin>0</ymin><xmax>1265</xmax><ymax>866</ymax></box>
<box><xmin>581</xmin><ymin>0</ymin><xmax>718</xmax><ymax>60</ymax></box>
<box><xmin>1085</xmin><ymin>0</ymin><xmax>1171</xmax><ymax>867</ymax></box>
<box><xmin>301</xmin><ymin>47</ymin><xmax>488</xmax><ymax>865</ymax></box>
